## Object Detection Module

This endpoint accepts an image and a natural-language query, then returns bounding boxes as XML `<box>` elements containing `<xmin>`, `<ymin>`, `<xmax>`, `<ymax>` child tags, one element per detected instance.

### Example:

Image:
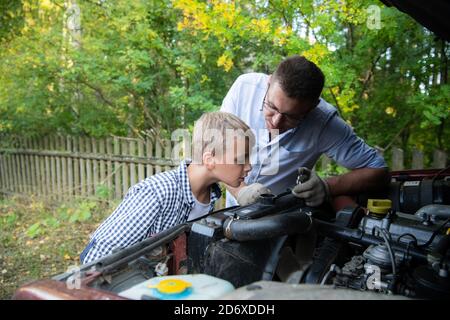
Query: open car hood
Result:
<box><xmin>380</xmin><ymin>0</ymin><xmax>450</xmax><ymax>41</ymax></box>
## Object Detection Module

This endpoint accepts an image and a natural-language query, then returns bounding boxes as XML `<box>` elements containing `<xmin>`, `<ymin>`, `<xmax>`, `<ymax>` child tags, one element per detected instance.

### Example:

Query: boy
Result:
<box><xmin>80</xmin><ymin>112</ymin><xmax>254</xmax><ymax>264</ymax></box>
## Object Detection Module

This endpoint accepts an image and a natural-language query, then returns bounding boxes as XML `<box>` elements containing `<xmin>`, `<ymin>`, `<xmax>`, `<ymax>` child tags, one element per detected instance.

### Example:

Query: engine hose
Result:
<box><xmin>223</xmin><ymin>210</ymin><xmax>313</xmax><ymax>242</ymax></box>
<box><xmin>315</xmin><ymin>220</ymin><xmax>428</xmax><ymax>261</ymax></box>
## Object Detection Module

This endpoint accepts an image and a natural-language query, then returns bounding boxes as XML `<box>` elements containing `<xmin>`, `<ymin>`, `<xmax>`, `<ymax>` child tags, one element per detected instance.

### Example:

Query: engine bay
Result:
<box><xmin>39</xmin><ymin>169</ymin><xmax>450</xmax><ymax>300</ymax></box>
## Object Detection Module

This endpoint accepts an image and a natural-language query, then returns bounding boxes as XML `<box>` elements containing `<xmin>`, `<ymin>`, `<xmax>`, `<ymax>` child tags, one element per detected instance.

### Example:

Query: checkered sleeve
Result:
<box><xmin>81</xmin><ymin>186</ymin><xmax>161</xmax><ymax>264</ymax></box>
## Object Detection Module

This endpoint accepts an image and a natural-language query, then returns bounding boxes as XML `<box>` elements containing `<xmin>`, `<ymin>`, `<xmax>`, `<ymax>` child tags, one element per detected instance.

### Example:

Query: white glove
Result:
<box><xmin>236</xmin><ymin>183</ymin><xmax>271</xmax><ymax>206</ymax></box>
<box><xmin>292</xmin><ymin>167</ymin><xmax>330</xmax><ymax>207</ymax></box>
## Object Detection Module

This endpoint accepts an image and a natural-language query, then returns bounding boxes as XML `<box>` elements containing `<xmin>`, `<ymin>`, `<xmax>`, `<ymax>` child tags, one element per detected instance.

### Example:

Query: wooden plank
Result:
<box><xmin>321</xmin><ymin>155</ymin><xmax>331</xmax><ymax>172</ymax></box>
<box><xmin>164</xmin><ymin>139</ymin><xmax>172</xmax><ymax>172</ymax></box>
<box><xmin>16</xmin><ymin>138</ymin><xmax>25</xmax><ymax>193</ymax></box>
<box><xmin>121</xmin><ymin>139</ymin><xmax>129</xmax><ymax>197</ymax></box>
<box><xmin>32</xmin><ymin>137</ymin><xmax>40</xmax><ymax>195</ymax></box>
<box><xmin>391</xmin><ymin>147</ymin><xmax>404</xmax><ymax>171</ymax></box>
<box><xmin>17</xmin><ymin>138</ymin><xmax>25</xmax><ymax>193</ymax></box>
<box><xmin>12</xmin><ymin>140</ymin><xmax>20</xmax><ymax>193</ymax></box>
<box><xmin>44</xmin><ymin>137</ymin><xmax>51</xmax><ymax>197</ymax></box>
<box><xmin>129</xmin><ymin>139</ymin><xmax>136</xmax><ymax>187</ymax></box>
<box><xmin>138</xmin><ymin>139</ymin><xmax>145</xmax><ymax>182</ymax></box>
<box><xmin>0</xmin><ymin>153</ymin><xmax>5</xmax><ymax>191</ymax></box>
<box><xmin>106</xmin><ymin>138</ymin><xmax>113</xmax><ymax>200</ymax></box>
<box><xmin>73</xmin><ymin>137</ymin><xmax>80</xmax><ymax>197</ymax></box>
<box><xmin>2</xmin><ymin>152</ymin><xmax>8</xmax><ymax>192</ymax></box>
<box><xmin>0</xmin><ymin>148</ymin><xmax>177</xmax><ymax>166</ymax></box>
<box><xmin>67</xmin><ymin>137</ymin><xmax>73</xmax><ymax>198</ymax></box>
<box><xmin>411</xmin><ymin>149</ymin><xmax>424</xmax><ymax>170</ymax></box>
<box><xmin>79</xmin><ymin>137</ymin><xmax>86</xmax><ymax>197</ymax></box>
<box><xmin>5</xmin><ymin>151</ymin><xmax>12</xmax><ymax>192</ymax></box>
<box><xmin>155</xmin><ymin>140</ymin><xmax>162</xmax><ymax>174</ymax></box>
<box><xmin>26</xmin><ymin>138</ymin><xmax>36</xmax><ymax>194</ymax></box>
<box><xmin>1</xmin><ymin>153</ymin><xmax>8</xmax><ymax>191</ymax></box>
<box><xmin>23</xmin><ymin>138</ymin><xmax>30</xmax><ymax>193</ymax></box>
<box><xmin>55</xmin><ymin>136</ymin><xmax>62</xmax><ymax>200</ymax></box>
<box><xmin>10</xmin><ymin>148</ymin><xmax>17</xmax><ymax>193</ymax></box>
<box><xmin>38</xmin><ymin>138</ymin><xmax>46</xmax><ymax>196</ymax></box>
<box><xmin>85</xmin><ymin>137</ymin><xmax>93</xmax><ymax>196</ymax></box>
<box><xmin>50</xmin><ymin>136</ymin><xmax>57</xmax><ymax>199</ymax></box>
<box><xmin>92</xmin><ymin>137</ymin><xmax>99</xmax><ymax>196</ymax></box>
<box><xmin>6</xmin><ymin>152</ymin><xmax>13</xmax><ymax>192</ymax></box>
<box><xmin>114</xmin><ymin>137</ymin><xmax>121</xmax><ymax>199</ymax></box>
<box><xmin>60</xmin><ymin>136</ymin><xmax>67</xmax><ymax>200</ymax></box>
<box><xmin>433</xmin><ymin>149</ymin><xmax>447</xmax><ymax>169</ymax></box>
<box><xmin>99</xmin><ymin>138</ymin><xmax>106</xmax><ymax>186</ymax></box>
<box><xmin>9</xmin><ymin>150</ymin><xmax>15</xmax><ymax>193</ymax></box>
<box><xmin>146</xmin><ymin>138</ymin><xmax>154</xmax><ymax>178</ymax></box>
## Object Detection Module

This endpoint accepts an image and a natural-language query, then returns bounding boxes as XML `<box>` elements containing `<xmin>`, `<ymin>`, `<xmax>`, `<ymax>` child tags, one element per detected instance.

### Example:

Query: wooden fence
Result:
<box><xmin>0</xmin><ymin>135</ymin><xmax>448</xmax><ymax>203</ymax></box>
<box><xmin>0</xmin><ymin>136</ymin><xmax>177</xmax><ymax>201</ymax></box>
<box><xmin>318</xmin><ymin>147</ymin><xmax>448</xmax><ymax>172</ymax></box>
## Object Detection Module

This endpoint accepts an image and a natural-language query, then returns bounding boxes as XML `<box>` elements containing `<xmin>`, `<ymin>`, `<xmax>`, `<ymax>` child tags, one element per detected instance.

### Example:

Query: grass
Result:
<box><xmin>0</xmin><ymin>194</ymin><xmax>119</xmax><ymax>299</ymax></box>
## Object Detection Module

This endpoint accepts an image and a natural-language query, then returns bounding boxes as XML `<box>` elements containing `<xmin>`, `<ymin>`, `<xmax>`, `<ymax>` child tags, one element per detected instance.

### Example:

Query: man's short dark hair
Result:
<box><xmin>273</xmin><ymin>55</ymin><xmax>325</xmax><ymax>104</ymax></box>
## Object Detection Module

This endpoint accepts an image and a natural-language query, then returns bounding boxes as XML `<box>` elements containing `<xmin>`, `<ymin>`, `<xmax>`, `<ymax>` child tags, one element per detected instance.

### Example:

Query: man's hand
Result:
<box><xmin>292</xmin><ymin>167</ymin><xmax>330</xmax><ymax>207</ymax></box>
<box><xmin>237</xmin><ymin>183</ymin><xmax>271</xmax><ymax>206</ymax></box>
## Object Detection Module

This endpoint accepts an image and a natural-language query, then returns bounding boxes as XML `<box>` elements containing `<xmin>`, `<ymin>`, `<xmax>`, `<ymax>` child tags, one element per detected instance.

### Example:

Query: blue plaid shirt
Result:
<box><xmin>80</xmin><ymin>160</ymin><xmax>221</xmax><ymax>264</ymax></box>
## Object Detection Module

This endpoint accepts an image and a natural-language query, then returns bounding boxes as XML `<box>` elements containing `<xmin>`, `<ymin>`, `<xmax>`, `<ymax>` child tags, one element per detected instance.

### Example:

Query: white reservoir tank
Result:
<box><xmin>118</xmin><ymin>274</ymin><xmax>235</xmax><ymax>300</ymax></box>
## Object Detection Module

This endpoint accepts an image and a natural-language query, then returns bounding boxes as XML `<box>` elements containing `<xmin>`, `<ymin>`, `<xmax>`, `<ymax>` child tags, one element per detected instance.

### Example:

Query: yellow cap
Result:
<box><xmin>446</xmin><ymin>228</ymin><xmax>450</xmax><ymax>236</ymax></box>
<box><xmin>367</xmin><ymin>199</ymin><xmax>392</xmax><ymax>215</ymax></box>
<box><xmin>148</xmin><ymin>279</ymin><xmax>192</xmax><ymax>294</ymax></box>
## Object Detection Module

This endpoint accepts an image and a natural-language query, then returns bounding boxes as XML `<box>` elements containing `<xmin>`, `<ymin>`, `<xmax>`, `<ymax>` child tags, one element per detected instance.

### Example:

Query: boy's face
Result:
<box><xmin>212</xmin><ymin>137</ymin><xmax>252</xmax><ymax>188</ymax></box>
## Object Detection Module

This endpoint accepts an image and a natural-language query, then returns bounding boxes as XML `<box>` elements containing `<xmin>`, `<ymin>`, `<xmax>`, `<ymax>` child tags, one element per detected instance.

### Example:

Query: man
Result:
<box><xmin>220</xmin><ymin>55</ymin><xmax>389</xmax><ymax>207</ymax></box>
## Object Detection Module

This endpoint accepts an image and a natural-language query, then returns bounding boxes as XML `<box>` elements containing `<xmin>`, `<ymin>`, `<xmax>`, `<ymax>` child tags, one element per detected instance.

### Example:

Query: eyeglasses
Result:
<box><xmin>261</xmin><ymin>85</ymin><xmax>307</xmax><ymax>125</ymax></box>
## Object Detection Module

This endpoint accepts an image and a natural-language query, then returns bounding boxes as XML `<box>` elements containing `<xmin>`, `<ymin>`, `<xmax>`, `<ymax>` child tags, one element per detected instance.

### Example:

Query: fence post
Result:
<box><xmin>113</xmin><ymin>137</ymin><xmax>121</xmax><ymax>199</ymax></box>
<box><xmin>164</xmin><ymin>140</ymin><xmax>172</xmax><ymax>172</ymax></box>
<box><xmin>121</xmin><ymin>139</ymin><xmax>129</xmax><ymax>197</ymax></box>
<box><xmin>73</xmin><ymin>136</ymin><xmax>80</xmax><ymax>197</ymax></box>
<box><xmin>79</xmin><ymin>137</ymin><xmax>86</xmax><ymax>197</ymax></box>
<box><xmin>155</xmin><ymin>140</ymin><xmax>162</xmax><ymax>174</ymax></box>
<box><xmin>433</xmin><ymin>149</ymin><xmax>447</xmax><ymax>168</ymax></box>
<box><xmin>129</xmin><ymin>139</ymin><xmax>137</xmax><ymax>187</ymax></box>
<box><xmin>321</xmin><ymin>155</ymin><xmax>331</xmax><ymax>172</ymax></box>
<box><xmin>411</xmin><ymin>148</ymin><xmax>424</xmax><ymax>169</ymax></box>
<box><xmin>106</xmin><ymin>137</ymin><xmax>114</xmax><ymax>200</ymax></box>
<box><xmin>392</xmin><ymin>147</ymin><xmax>404</xmax><ymax>171</ymax></box>
<box><xmin>55</xmin><ymin>136</ymin><xmax>62</xmax><ymax>200</ymax></box>
<box><xmin>85</xmin><ymin>137</ymin><xmax>93</xmax><ymax>196</ymax></box>
<box><xmin>99</xmin><ymin>138</ymin><xmax>106</xmax><ymax>188</ymax></box>
<box><xmin>146</xmin><ymin>138</ymin><xmax>154</xmax><ymax>178</ymax></box>
<box><xmin>17</xmin><ymin>138</ymin><xmax>25</xmax><ymax>194</ymax></box>
<box><xmin>67</xmin><ymin>136</ymin><xmax>73</xmax><ymax>198</ymax></box>
<box><xmin>91</xmin><ymin>137</ymin><xmax>99</xmax><ymax>196</ymax></box>
<box><xmin>138</xmin><ymin>139</ymin><xmax>145</xmax><ymax>182</ymax></box>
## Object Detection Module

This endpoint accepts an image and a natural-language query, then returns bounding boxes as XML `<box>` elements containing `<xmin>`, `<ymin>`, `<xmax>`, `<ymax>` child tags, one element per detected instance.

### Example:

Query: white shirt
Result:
<box><xmin>220</xmin><ymin>73</ymin><xmax>386</xmax><ymax>207</ymax></box>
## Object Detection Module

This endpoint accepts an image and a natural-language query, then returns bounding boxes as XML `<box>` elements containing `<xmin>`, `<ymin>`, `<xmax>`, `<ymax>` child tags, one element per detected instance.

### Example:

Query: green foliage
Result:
<box><xmin>66</xmin><ymin>201</ymin><xmax>95</xmax><ymax>223</ymax></box>
<box><xmin>0</xmin><ymin>0</ymin><xmax>448</xmax><ymax>160</ymax></box>
<box><xmin>26</xmin><ymin>222</ymin><xmax>43</xmax><ymax>238</ymax></box>
<box><xmin>95</xmin><ymin>184</ymin><xmax>111</xmax><ymax>200</ymax></box>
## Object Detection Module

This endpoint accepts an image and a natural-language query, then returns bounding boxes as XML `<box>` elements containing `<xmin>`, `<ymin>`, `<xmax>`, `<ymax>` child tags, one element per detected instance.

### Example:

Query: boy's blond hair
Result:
<box><xmin>192</xmin><ymin>112</ymin><xmax>254</xmax><ymax>164</ymax></box>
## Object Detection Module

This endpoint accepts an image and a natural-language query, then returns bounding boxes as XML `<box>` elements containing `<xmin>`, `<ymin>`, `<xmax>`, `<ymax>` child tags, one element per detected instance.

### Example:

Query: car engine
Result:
<box><xmin>14</xmin><ymin>169</ymin><xmax>450</xmax><ymax>300</ymax></box>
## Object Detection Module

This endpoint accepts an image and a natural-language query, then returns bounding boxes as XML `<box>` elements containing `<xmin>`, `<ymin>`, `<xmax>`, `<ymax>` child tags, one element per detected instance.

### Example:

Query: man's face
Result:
<box><xmin>263</xmin><ymin>80</ymin><xmax>316</xmax><ymax>134</ymax></box>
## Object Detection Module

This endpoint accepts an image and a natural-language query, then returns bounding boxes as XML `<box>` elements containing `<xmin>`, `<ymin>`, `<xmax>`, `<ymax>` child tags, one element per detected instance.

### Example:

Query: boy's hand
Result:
<box><xmin>237</xmin><ymin>183</ymin><xmax>271</xmax><ymax>206</ymax></box>
<box><xmin>292</xmin><ymin>167</ymin><xmax>330</xmax><ymax>207</ymax></box>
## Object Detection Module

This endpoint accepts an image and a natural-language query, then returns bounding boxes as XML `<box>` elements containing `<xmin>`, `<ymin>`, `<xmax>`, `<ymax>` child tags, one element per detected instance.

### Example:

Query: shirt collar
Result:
<box><xmin>177</xmin><ymin>160</ymin><xmax>222</xmax><ymax>207</ymax></box>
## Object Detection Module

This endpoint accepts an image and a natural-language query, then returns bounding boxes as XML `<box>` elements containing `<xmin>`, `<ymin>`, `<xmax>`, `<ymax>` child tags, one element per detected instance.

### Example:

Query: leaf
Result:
<box><xmin>95</xmin><ymin>184</ymin><xmax>111</xmax><ymax>199</ymax></box>
<box><xmin>44</xmin><ymin>216</ymin><xmax>60</xmax><ymax>228</ymax></box>
<box><xmin>26</xmin><ymin>222</ymin><xmax>42</xmax><ymax>238</ymax></box>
